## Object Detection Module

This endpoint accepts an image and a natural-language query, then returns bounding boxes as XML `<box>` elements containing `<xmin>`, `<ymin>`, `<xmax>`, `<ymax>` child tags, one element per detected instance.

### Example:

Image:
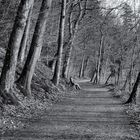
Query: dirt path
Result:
<box><xmin>1</xmin><ymin>82</ymin><xmax>139</xmax><ymax>140</ymax></box>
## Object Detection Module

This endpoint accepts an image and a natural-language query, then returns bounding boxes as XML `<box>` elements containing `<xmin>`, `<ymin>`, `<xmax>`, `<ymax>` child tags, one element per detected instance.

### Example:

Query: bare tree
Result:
<box><xmin>79</xmin><ymin>39</ymin><xmax>88</xmax><ymax>78</ymax></box>
<box><xmin>18</xmin><ymin>4</ymin><xmax>33</xmax><ymax>63</ymax></box>
<box><xmin>0</xmin><ymin>0</ymin><xmax>34</xmax><ymax>104</ymax></box>
<box><xmin>62</xmin><ymin>0</ymin><xmax>87</xmax><ymax>79</ymax></box>
<box><xmin>82</xmin><ymin>56</ymin><xmax>89</xmax><ymax>77</ymax></box>
<box><xmin>79</xmin><ymin>55</ymin><xmax>86</xmax><ymax>78</ymax></box>
<box><xmin>52</xmin><ymin>0</ymin><xmax>66</xmax><ymax>85</ymax></box>
<box><xmin>17</xmin><ymin>0</ymin><xmax>52</xmax><ymax>96</ymax></box>
<box><xmin>96</xmin><ymin>34</ymin><xmax>104</xmax><ymax>83</ymax></box>
<box><xmin>95</xmin><ymin>4</ymin><xmax>124</xmax><ymax>84</ymax></box>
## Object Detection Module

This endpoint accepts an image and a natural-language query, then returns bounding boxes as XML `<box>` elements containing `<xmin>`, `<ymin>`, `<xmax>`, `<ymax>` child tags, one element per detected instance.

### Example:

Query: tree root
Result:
<box><xmin>124</xmin><ymin>97</ymin><xmax>136</xmax><ymax>105</ymax></box>
<box><xmin>0</xmin><ymin>88</ymin><xmax>20</xmax><ymax>105</ymax></box>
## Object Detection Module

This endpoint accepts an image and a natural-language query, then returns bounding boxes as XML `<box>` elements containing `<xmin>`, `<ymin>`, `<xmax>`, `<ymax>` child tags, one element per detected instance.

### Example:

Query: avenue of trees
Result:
<box><xmin>0</xmin><ymin>0</ymin><xmax>139</xmax><ymax>106</ymax></box>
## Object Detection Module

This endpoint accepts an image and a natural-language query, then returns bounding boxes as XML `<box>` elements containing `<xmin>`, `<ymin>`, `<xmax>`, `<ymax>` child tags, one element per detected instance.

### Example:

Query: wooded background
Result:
<box><xmin>0</xmin><ymin>0</ymin><xmax>139</xmax><ymax>105</ymax></box>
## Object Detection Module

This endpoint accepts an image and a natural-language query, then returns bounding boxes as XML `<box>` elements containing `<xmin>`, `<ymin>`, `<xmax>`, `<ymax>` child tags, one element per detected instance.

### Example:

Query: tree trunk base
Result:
<box><xmin>0</xmin><ymin>88</ymin><xmax>19</xmax><ymax>105</ymax></box>
<box><xmin>16</xmin><ymin>83</ymin><xmax>31</xmax><ymax>97</ymax></box>
<box><xmin>124</xmin><ymin>96</ymin><xmax>136</xmax><ymax>105</ymax></box>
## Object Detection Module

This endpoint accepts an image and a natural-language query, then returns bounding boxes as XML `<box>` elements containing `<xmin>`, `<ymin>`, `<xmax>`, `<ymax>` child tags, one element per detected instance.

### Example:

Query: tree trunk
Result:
<box><xmin>48</xmin><ymin>59</ymin><xmax>56</xmax><ymax>72</ymax></box>
<box><xmin>90</xmin><ymin>69</ymin><xmax>97</xmax><ymax>83</ymax></box>
<box><xmin>122</xmin><ymin>62</ymin><xmax>134</xmax><ymax>91</ymax></box>
<box><xmin>127</xmin><ymin>44</ymin><xmax>136</xmax><ymax>91</ymax></box>
<box><xmin>79</xmin><ymin>54</ymin><xmax>85</xmax><ymax>78</ymax></box>
<box><xmin>105</xmin><ymin>74</ymin><xmax>112</xmax><ymax>85</ymax></box>
<box><xmin>82</xmin><ymin>56</ymin><xmax>89</xmax><ymax>77</ymax></box>
<box><xmin>18</xmin><ymin>4</ymin><xmax>33</xmax><ymax>64</ymax></box>
<box><xmin>62</xmin><ymin>41</ymin><xmax>72</xmax><ymax>79</ymax></box>
<box><xmin>97</xmin><ymin>35</ymin><xmax>104</xmax><ymax>84</ymax></box>
<box><xmin>125</xmin><ymin>72</ymin><xmax>140</xmax><ymax>104</ymax></box>
<box><xmin>60</xmin><ymin>3</ymin><xmax>73</xmax><ymax>79</ymax></box>
<box><xmin>52</xmin><ymin>0</ymin><xmax>66</xmax><ymax>86</ymax></box>
<box><xmin>116</xmin><ymin>63</ymin><xmax>121</xmax><ymax>85</ymax></box>
<box><xmin>17</xmin><ymin>0</ymin><xmax>52</xmax><ymax>96</ymax></box>
<box><xmin>128</xmin><ymin>68</ymin><xmax>133</xmax><ymax>91</ymax></box>
<box><xmin>0</xmin><ymin>0</ymin><xmax>34</xmax><ymax>104</ymax></box>
<box><xmin>122</xmin><ymin>73</ymin><xmax>128</xmax><ymax>90</ymax></box>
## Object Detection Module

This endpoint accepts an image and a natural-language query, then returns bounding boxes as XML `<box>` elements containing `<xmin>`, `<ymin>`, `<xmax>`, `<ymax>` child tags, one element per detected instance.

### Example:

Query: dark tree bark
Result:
<box><xmin>105</xmin><ymin>74</ymin><xmax>112</xmax><ymax>85</ymax></box>
<box><xmin>18</xmin><ymin>4</ymin><xmax>33</xmax><ymax>64</ymax></box>
<box><xmin>0</xmin><ymin>0</ymin><xmax>34</xmax><ymax>104</ymax></box>
<box><xmin>52</xmin><ymin>0</ymin><xmax>66</xmax><ymax>85</ymax></box>
<box><xmin>48</xmin><ymin>59</ymin><xmax>56</xmax><ymax>72</ymax></box>
<box><xmin>125</xmin><ymin>72</ymin><xmax>140</xmax><ymax>104</ymax></box>
<box><xmin>17</xmin><ymin>0</ymin><xmax>52</xmax><ymax>96</ymax></box>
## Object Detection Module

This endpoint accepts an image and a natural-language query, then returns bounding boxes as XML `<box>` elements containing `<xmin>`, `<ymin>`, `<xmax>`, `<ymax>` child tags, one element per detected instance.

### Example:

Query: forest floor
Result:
<box><xmin>0</xmin><ymin>81</ymin><xmax>140</xmax><ymax>140</ymax></box>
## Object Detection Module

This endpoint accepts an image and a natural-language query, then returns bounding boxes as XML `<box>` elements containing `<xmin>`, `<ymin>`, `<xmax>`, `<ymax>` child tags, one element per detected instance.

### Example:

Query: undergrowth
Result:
<box><xmin>0</xmin><ymin>56</ymin><xmax>78</xmax><ymax>135</ymax></box>
<box><xmin>107</xmin><ymin>83</ymin><xmax>140</xmax><ymax>134</ymax></box>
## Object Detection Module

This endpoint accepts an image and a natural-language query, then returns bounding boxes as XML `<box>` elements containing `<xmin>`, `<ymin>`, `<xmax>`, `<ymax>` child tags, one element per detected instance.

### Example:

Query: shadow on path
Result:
<box><xmin>1</xmin><ymin>82</ymin><xmax>139</xmax><ymax>140</ymax></box>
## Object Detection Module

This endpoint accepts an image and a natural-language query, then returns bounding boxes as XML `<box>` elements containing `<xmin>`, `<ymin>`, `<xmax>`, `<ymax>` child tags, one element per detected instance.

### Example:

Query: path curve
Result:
<box><xmin>1</xmin><ymin>82</ymin><xmax>139</xmax><ymax>140</ymax></box>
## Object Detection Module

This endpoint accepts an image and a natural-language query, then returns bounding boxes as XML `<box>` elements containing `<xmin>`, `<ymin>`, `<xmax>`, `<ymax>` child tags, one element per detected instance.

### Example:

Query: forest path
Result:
<box><xmin>1</xmin><ymin>82</ymin><xmax>139</xmax><ymax>140</ymax></box>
